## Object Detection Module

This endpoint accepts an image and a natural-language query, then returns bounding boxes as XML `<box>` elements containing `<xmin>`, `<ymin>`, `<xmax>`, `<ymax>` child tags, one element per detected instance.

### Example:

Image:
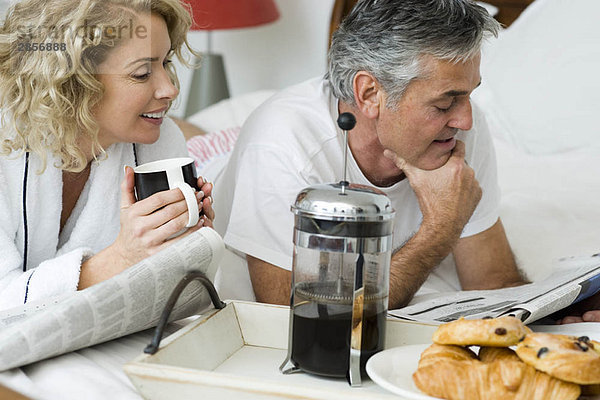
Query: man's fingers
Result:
<box><xmin>120</xmin><ymin>166</ymin><xmax>136</xmax><ymax>209</ymax></box>
<box><xmin>451</xmin><ymin>139</ymin><xmax>466</xmax><ymax>160</ymax></box>
<box><xmin>383</xmin><ymin>149</ymin><xmax>414</xmax><ymax>174</ymax></box>
<box><xmin>383</xmin><ymin>149</ymin><xmax>402</xmax><ymax>166</ymax></box>
<box><xmin>558</xmin><ymin>315</ymin><xmax>584</xmax><ymax>324</ymax></box>
<box><xmin>583</xmin><ymin>310</ymin><xmax>600</xmax><ymax>322</ymax></box>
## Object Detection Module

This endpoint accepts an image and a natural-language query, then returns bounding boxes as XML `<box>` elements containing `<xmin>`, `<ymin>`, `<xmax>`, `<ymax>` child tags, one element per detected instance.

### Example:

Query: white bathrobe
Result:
<box><xmin>0</xmin><ymin>117</ymin><xmax>188</xmax><ymax>311</ymax></box>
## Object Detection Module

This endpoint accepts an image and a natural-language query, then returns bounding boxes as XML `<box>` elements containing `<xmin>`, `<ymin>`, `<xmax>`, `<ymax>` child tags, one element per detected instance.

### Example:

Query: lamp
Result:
<box><xmin>183</xmin><ymin>0</ymin><xmax>280</xmax><ymax>117</ymax></box>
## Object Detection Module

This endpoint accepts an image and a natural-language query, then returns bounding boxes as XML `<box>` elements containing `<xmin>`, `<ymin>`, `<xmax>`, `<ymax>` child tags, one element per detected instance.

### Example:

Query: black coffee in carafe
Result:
<box><xmin>291</xmin><ymin>301</ymin><xmax>386</xmax><ymax>377</ymax></box>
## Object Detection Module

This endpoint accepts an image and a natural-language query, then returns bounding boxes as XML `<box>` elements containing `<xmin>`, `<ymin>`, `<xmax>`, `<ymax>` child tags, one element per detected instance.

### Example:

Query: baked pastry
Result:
<box><xmin>417</xmin><ymin>343</ymin><xmax>477</xmax><ymax>369</ymax></box>
<box><xmin>516</xmin><ymin>332</ymin><xmax>600</xmax><ymax>384</ymax></box>
<box><xmin>413</xmin><ymin>343</ymin><xmax>580</xmax><ymax>400</ymax></box>
<box><xmin>478</xmin><ymin>346</ymin><xmax>521</xmax><ymax>363</ymax></box>
<box><xmin>432</xmin><ymin>316</ymin><xmax>530</xmax><ymax>347</ymax></box>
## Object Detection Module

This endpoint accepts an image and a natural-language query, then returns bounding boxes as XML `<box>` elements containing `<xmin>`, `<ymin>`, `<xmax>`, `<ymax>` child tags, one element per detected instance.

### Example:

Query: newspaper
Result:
<box><xmin>390</xmin><ymin>253</ymin><xmax>600</xmax><ymax>325</ymax></box>
<box><xmin>0</xmin><ymin>227</ymin><xmax>224</xmax><ymax>371</ymax></box>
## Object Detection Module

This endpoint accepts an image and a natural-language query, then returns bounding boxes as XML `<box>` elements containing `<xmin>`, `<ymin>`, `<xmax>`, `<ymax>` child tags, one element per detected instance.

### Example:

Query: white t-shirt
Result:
<box><xmin>214</xmin><ymin>77</ymin><xmax>500</xmax><ymax>299</ymax></box>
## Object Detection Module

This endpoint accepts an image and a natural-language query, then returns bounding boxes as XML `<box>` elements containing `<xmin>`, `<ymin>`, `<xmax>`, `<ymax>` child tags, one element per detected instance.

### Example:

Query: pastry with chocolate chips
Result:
<box><xmin>515</xmin><ymin>333</ymin><xmax>600</xmax><ymax>385</ymax></box>
<box><xmin>432</xmin><ymin>316</ymin><xmax>531</xmax><ymax>347</ymax></box>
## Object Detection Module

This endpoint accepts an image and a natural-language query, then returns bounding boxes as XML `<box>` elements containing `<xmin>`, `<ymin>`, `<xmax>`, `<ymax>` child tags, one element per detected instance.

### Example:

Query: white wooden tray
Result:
<box><xmin>124</xmin><ymin>301</ymin><xmax>437</xmax><ymax>400</ymax></box>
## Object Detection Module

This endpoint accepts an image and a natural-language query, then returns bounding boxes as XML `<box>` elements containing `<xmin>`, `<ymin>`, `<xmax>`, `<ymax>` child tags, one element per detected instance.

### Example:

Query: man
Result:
<box><xmin>213</xmin><ymin>0</ymin><xmax>599</xmax><ymax>320</ymax></box>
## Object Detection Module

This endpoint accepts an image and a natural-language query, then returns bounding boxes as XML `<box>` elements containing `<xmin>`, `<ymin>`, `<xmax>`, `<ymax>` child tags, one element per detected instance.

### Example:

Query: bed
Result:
<box><xmin>1</xmin><ymin>0</ymin><xmax>599</xmax><ymax>398</ymax></box>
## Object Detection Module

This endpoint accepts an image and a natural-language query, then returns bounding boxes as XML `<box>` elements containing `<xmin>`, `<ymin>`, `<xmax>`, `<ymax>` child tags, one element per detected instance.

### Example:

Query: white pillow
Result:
<box><xmin>185</xmin><ymin>90</ymin><xmax>276</xmax><ymax>182</ymax></box>
<box><xmin>474</xmin><ymin>0</ymin><xmax>600</xmax><ymax>154</ymax></box>
<box><xmin>186</xmin><ymin>90</ymin><xmax>275</xmax><ymax>133</ymax></box>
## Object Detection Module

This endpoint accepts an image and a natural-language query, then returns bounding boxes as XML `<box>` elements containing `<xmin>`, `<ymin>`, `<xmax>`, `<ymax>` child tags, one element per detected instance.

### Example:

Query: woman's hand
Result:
<box><xmin>112</xmin><ymin>166</ymin><xmax>211</xmax><ymax>265</ymax></box>
<box><xmin>78</xmin><ymin>168</ymin><xmax>215</xmax><ymax>289</ymax></box>
<box><xmin>198</xmin><ymin>177</ymin><xmax>215</xmax><ymax>228</ymax></box>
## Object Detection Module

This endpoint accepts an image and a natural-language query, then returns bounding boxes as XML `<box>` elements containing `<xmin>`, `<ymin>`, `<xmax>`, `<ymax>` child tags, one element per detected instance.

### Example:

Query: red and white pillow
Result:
<box><xmin>186</xmin><ymin>126</ymin><xmax>240</xmax><ymax>172</ymax></box>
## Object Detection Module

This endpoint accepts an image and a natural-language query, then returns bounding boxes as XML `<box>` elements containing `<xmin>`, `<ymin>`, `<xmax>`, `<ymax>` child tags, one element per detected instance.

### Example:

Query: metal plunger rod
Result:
<box><xmin>336</xmin><ymin>112</ymin><xmax>357</xmax><ymax>195</ymax></box>
<box><xmin>342</xmin><ymin>130</ymin><xmax>349</xmax><ymax>194</ymax></box>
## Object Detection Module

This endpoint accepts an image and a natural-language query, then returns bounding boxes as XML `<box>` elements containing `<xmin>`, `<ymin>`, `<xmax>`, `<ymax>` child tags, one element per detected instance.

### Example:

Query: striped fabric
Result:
<box><xmin>186</xmin><ymin>126</ymin><xmax>241</xmax><ymax>170</ymax></box>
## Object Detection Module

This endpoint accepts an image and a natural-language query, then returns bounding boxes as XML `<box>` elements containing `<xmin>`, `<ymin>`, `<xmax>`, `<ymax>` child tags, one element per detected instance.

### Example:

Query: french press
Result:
<box><xmin>280</xmin><ymin>113</ymin><xmax>394</xmax><ymax>386</ymax></box>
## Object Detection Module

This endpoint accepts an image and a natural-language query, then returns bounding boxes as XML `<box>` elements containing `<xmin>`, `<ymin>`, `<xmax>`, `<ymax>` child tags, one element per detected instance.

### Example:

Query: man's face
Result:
<box><xmin>376</xmin><ymin>54</ymin><xmax>482</xmax><ymax>171</ymax></box>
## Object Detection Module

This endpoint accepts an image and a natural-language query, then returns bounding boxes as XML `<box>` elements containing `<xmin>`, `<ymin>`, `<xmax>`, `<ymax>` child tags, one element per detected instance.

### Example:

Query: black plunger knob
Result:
<box><xmin>337</xmin><ymin>112</ymin><xmax>356</xmax><ymax>131</ymax></box>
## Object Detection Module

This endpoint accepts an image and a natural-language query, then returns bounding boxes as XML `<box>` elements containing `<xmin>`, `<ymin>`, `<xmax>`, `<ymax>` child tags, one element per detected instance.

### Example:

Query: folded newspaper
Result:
<box><xmin>0</xmin><ymin>227</ymin><xmax>224</xmax><ymax>372</ymax></box>
<box><xmin>390</xmin><ymin>253</ymin><xmax>600</xmax><ymax>325</ymax></box>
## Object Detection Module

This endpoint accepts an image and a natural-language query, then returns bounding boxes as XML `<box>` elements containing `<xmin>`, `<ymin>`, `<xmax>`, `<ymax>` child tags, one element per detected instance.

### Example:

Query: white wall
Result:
<box><xmin>0</xmin><ymin>0</ymin><xmax>335</xmax><ymax>118</ymax></box>
<box><xmin>170</xmin><ymin>0</ymin><xmax>335</xmax><ymax>118</ymax></box>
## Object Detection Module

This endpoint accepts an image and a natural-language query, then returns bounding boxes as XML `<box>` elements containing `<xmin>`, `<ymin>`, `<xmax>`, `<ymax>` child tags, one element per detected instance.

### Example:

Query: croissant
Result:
<box><xmin>478</xmin><ymin>346</ymin><xmax>521</xmax><ymax>363</ymax></box>
<box><xmin>413</xmin><ymin>344</ymin><xmax>580</xmax><ymax>400</ymax></box>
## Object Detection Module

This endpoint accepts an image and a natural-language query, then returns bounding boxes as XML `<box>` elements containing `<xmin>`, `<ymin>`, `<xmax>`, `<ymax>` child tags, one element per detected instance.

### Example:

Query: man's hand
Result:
<box><xmin>556</xmin><ymin>292</ymin><xmax>600</xmax><ymax>324</ymax></box>
<box><xmin>383</xmin><ymin>140</ymin><xmax>482</xmax><ymax>238</ymax></box>
<box><xmin>381</xmin><ymin>140</ymin><xmax>525</xmax><ymax>309</ymax></box>
<box><xmin>382</xmin><ymin>140</ymin><xmax>487</xmax><ymax>308</ymax></box>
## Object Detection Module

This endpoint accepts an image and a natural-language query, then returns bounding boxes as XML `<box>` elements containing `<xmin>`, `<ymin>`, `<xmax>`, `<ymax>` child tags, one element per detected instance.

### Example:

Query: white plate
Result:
<box><xmin>367</xmin><ymin>339</ymin><xmax>600</xmax><ymax>400</ymax></box>
<box><xmin>366</xmin><ymin>344</ymin><xmax>440</xmax><ymax>400</ymax></box>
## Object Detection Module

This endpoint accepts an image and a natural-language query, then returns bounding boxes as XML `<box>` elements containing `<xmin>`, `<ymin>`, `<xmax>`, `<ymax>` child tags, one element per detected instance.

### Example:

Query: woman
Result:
<box><xmin>0</xmin><ymin>0</ymin><xmax>214</xmax><ymax>310</ymax></box>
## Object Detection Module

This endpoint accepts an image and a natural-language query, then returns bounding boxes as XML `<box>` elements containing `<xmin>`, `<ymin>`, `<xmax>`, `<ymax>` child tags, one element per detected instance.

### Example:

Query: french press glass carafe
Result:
<box><xmin>280</xmin><ymin>182</ymin><xmax>394</xmax><ymax>386</ymax></box>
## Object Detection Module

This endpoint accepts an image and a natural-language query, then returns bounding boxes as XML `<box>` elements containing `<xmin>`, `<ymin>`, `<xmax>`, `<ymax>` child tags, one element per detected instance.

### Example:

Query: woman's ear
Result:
<box><xmin>353</xmin><ymin>71</ymin><xmax>382</xmax><ymax>119</ymax></box>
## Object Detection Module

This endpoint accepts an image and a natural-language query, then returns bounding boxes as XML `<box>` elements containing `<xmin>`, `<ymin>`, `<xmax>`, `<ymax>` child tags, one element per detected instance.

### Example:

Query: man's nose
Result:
<box><xmin>448</xmin><ymin>99</ymin><xmax>473</xmax><ymax>131</ymax></box>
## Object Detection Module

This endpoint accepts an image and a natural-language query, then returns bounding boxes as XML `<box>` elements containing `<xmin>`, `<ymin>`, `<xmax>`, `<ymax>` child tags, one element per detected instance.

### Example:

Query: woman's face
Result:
<box><xmin>93</xmin><ymin>12</ymin><xmax>178</xmax><ymax>149</ymax></box>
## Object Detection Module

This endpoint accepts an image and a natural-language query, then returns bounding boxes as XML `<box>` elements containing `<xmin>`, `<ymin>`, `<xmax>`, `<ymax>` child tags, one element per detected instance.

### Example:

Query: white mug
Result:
<box><xmin>133</xmin><ymin>157</ymin><xmax>199</xmax><ymax>228</ymax></box>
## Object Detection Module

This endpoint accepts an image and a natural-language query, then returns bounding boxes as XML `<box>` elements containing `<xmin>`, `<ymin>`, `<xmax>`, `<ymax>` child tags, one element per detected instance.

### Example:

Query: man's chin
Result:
<box><xmin>417</xmin><ymin>153</ymin><xmax>453</xmax><ymax>170</ymax></box>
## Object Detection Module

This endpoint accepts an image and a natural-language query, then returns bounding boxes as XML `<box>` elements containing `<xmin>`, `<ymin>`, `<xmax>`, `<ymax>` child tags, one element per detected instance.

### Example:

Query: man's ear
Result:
<box><xmin>353</xmin><ymin>71</ymin><xmax>382</xmax><ymax>119</ymax></box>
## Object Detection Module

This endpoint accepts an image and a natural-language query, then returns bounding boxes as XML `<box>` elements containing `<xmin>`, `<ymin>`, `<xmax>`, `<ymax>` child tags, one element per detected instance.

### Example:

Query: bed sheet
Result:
<box><xmin>0</xmin><ymin>331</ymin><xmax>149</xmax><ymax>399</ymax></box>
<box><xmin>494</xmin><ymin>138</ymin><xmax>600</xmax><ymax>281</ymax></box>
<box><xmin>0</xmin><ymin>320</ymin><xmax>194</xmax><ymax>400</ymax></box>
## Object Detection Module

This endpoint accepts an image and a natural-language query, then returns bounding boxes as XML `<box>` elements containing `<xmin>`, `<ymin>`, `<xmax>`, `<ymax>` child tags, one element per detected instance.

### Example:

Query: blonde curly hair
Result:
<box><xmin>0</xmin><ymin>0</ymin><xmax>197</xmax><ymax>172</ymax></box>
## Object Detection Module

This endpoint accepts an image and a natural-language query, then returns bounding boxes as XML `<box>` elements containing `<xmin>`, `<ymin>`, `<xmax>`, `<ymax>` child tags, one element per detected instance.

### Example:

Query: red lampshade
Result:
<box><xmin>183</xmin><ymin>0</ymin><xmax>280</xmax><ymax>31</ymax></box>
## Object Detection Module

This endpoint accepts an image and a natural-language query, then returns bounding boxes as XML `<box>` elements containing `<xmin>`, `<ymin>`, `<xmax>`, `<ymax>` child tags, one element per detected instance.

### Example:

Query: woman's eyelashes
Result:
<box><xmin>131</xmin><ymin>59</ymin><xmax>172</xmax><ymax>81</ymax></box>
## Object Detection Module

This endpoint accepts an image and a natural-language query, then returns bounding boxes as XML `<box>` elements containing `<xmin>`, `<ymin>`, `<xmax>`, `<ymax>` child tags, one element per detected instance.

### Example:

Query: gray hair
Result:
<box><xmin>326</xmin><ymin>0</ymin><xmax>500</xmax><ymax>107</ymax></box>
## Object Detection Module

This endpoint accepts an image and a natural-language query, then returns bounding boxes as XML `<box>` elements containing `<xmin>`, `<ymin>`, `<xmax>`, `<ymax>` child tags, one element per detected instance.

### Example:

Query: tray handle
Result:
<box><xmin>144</xmin><ymin>270</ymin><xmax>226</xmax><ymax>355</ymax></box>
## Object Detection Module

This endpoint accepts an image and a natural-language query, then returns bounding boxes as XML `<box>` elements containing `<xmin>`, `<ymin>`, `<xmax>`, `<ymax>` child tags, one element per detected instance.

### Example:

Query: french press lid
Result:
<box><xmin>292</xmin><ymin>183</ymin><xmax>394</xmax><ymax>222</ymax></box>
<box><xmin>291</xmin><ymin>183</ymin><xmax>394</xmax><ymax>241</ymax></box>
